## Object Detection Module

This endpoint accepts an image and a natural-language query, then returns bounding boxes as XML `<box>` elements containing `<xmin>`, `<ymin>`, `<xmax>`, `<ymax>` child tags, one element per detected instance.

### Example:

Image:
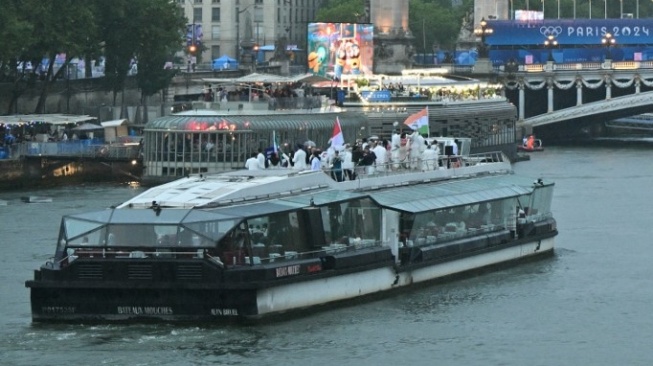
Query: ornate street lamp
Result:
<box><xmin>601</xmin><ymin>32</ymin><xmax>616</xmax><ymax>60</ymax></box>
<box><xmin>474</xmin><ymin>18</ymin><xmax>494</xmax><ymax>58</ymax></box>
<box><xmin>544</xmin><ymin>35</ymin><xmax>558</xmax><ymax>62</ymax></box>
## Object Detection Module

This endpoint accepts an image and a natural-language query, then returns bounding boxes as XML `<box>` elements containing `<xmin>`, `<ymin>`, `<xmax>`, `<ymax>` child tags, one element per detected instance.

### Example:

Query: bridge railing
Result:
<box><xmin>0</xmin><ymin>141</ymin><xmax>141</xmax><ymax>160</ymax></box>
<box><xmin>498</xmin><ymin>60</ymin><xmax>653</xmax><ymax>73</ymax></box>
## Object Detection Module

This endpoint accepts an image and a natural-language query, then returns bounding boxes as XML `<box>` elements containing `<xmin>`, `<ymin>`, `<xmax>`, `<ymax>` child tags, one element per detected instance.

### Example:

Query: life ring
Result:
<box><xmin>98</xmin><ymin>146</ymin><xmax>109</xmax><ymax>157</ymax></box>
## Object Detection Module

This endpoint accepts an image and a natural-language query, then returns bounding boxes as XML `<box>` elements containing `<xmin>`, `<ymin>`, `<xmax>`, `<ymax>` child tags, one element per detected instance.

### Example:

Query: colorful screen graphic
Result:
<box><xmin>307</xmin><ymin>22</ymin><xmax>374</xmax><ymax>80</ymax></box>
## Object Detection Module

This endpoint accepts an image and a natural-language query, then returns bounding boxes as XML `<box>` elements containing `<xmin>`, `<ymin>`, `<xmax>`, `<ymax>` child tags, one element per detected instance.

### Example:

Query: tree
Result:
<box><xmin>132</xmin><ymin>0</ymin><xmax>186</xmax><ymax>123</ymax></box>
<box><xmin>0</xmin><ymin>0</ymin><xmax>34</xmax><ymax>113</ymax></box>
<box><xmin>315</xmin><ymin>0</ymin><xmax>365</xmax><ymax>23</ymax></box>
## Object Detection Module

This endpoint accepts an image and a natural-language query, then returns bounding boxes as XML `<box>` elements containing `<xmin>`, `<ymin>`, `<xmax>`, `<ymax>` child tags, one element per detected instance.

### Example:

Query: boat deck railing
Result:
<box><xmin>321</xmin><ymin>151</ymin><xmax>508</xmax><ymax>183</ymax></box>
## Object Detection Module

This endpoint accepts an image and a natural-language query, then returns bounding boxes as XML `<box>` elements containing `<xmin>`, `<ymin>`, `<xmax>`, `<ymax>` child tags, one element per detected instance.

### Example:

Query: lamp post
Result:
<box><xmin>601</xmin><ymin>32</ymin><xmax>616</xmax><ymax>61</ymax></box>
<box><xmin>544</xmin><ymin>35</ymin><xmax>558</xmax><ymax>63</ymax></box>
<box><xmin>473</xmin><ymin>18</ymin><xmax>493</xmax><ymax>59</ymax></box>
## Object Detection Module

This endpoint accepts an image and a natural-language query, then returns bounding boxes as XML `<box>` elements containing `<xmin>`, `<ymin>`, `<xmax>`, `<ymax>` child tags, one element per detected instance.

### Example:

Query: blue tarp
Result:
<box><xmin>212</xmin><ymin>55</ymin><xmax>238</xmax><ymax>70</ymax></box>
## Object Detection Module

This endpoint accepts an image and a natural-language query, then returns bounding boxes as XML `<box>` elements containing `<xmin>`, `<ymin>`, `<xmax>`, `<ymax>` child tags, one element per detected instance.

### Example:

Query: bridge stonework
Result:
<box><xmin>497</xmin><ymin>61</ymin><xmax>653</xmax><ymax>137</ymax></box>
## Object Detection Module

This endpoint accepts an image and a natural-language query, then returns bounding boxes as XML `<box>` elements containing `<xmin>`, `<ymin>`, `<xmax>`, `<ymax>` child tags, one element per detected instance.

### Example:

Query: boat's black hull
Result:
<box><xmin>27</xmin><ymin>226</ymin><xmax>557</xmax><ymax>323</ymax></box>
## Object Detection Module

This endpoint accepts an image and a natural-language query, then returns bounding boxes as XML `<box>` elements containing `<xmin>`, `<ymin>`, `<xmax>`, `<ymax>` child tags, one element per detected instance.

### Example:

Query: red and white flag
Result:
<box><xmin>330</xmin><ymin>117</ymin><xmax>345</xmax><ymax>149</ymax></box>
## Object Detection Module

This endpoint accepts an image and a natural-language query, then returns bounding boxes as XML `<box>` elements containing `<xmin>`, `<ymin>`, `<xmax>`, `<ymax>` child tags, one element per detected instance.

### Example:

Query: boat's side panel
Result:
<box><xmin>256</xmin><ymin>266</ymin><xmax>398</xmax><ymax>315</ymax></box>
<box><xmin>404</xmin><ymin>237</ymin><xmax>555</xmax><ymax>285</ymax></box>
<box><xmin>255</xmin><ymin>237</ymin><xmax>555</xmax><ymax>316</ymax></box>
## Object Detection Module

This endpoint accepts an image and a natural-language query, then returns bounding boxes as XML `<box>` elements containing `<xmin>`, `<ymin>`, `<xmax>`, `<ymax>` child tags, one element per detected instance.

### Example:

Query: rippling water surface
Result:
<box><xmin>2</xmin><ymin>146</ymin><xmax>653</xmax><ymax>365</ymax></box>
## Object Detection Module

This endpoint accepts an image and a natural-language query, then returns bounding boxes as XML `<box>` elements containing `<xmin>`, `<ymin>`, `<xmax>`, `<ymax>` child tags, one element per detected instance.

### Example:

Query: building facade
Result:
<box><xmin>177</xmin><ymin>0</ymin><xmax>323</xmax><ymax>66</ymax></box>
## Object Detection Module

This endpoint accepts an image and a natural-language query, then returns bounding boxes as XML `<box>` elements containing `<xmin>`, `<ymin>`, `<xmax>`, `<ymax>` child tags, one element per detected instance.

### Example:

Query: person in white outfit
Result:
<box><xmin>256</xmin><ymin>148</ymin><xmax>266</xmax><ymax>169</ymax></box>
<box><xmin>421</xmin><ymin>142</ymin><xmax>438</xmax><ymax>171</ymax></box>
<box><xmin>245</xmin><ymin>153</ymin><xmax>260</xmax><ymax>170</ymax></box>
<box><xmin>341</xmin><ymin>145</ymin><xmax>354</xmax><ymax>180</ymax></box>
<box><xmin>409</xmin><ymin>132</ymin><xmax>426</xmax><ymax>170</ymax></box>
<box><xmin>391</xmin><ymin>132</ymin><xmax>402</xmax><ymax>170</ymax></box>
<box><xmin>292</xmin><ymin>145</ymin><xmax>308</xmax><ymax>171</ymax></box>
<box><xmin>372</xmin><ymin>140</ymin><xmax>387</xmax><ymax>172</ymax></box>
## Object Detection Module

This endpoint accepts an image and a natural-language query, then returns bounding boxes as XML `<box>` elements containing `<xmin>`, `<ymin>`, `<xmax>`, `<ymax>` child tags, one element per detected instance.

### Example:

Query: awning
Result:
<box><xmin>203</xmin><ymin>72</ymin><xmax>291</xmax><ymax>85</ymax></box>
<box><xmin>144</xmin><ymin>111</ymin><xmax>366</xmax><ymax>131</ymax></box>
<box><xmin>101</xmin><ymin>119</ymin><xmax>129</xmax><ymax>128</ymax></box>
<box><xmin>0</xmin><ymin>114</ymin><xmax>96</xmax><ymax>126</ymax></box>
<box><xmin>73</xmin><ymin>122</ymin><xmax>103</xmax><ymax>131</ymax></box>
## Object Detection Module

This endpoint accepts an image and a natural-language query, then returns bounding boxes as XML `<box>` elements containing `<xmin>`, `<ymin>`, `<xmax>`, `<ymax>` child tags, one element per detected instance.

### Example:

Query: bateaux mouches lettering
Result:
<box><xmin>275</xmin><ymin>264</ymin><xmax>301</xmax><ymax>278</ymax></box>
<box><xmin>210</xmin><ymin>308</ymin><xmax>239</xmax><ymax>316</ymax></box>
<box><xmin>116</xmin><ymin>306</ymin><xmax>173</xmax><ymax>315</ymax></box>
<box><xmin>42</xmin><ymin>306</ymin><xmax>76</xmax><ymax>314</ymax></box>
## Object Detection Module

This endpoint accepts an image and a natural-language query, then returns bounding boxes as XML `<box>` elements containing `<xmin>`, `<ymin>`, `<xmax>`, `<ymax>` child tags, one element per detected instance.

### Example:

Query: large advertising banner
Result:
<box><xmin>307</xmin><ymin>22</ymin><xmax>374</xmax><ymax>80</ymax></box>
<box><xmin>486</xmin><ymin>19</ymin><xmax>653</xmax><ymax>65</ymax></box>
<box><xmin>487</xmin><ymin>19</ymin><xmax>653</xmax><ymax>46</ymax></box>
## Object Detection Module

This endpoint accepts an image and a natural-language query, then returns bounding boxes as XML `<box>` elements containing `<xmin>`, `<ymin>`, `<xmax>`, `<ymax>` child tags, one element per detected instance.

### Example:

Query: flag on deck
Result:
<box><xmin>403</xmin><ymin>107</ymin><xmax>430</xmax><ymax>135</ymax></box>
<box><xmin>272</xmin><ymin>130</ymin><xmax>279</xmax><ymax>153</ymax></box>
<box><xmin>330</xmin><ymin>117</ymin><xmax>345</xmax><ymax>149</ymax></box>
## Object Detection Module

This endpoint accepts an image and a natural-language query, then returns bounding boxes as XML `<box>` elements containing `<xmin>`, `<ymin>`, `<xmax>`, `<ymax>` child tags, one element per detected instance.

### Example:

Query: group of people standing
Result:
<box><xmin>244</xmin><ymin>131</ymin><xmax>461</xmax><ymax>181</ymax></box>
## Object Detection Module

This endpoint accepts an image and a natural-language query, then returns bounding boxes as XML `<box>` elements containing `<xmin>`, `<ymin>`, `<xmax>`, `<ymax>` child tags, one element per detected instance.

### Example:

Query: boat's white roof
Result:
<box><xmin>119</xmin><ymin>170</ymin><xmax>334</xmax><ymax>209</ymax></box>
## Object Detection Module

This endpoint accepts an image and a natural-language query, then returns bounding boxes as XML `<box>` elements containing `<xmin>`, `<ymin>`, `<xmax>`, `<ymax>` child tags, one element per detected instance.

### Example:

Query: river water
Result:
<box><xmin>2</xmin><ymin>145</ymin><xmax>653</xmax><ymax>366</ymax></box>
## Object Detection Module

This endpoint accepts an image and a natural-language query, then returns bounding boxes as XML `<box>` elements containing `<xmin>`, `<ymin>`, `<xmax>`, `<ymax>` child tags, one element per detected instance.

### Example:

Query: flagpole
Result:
<box><xmin>426</xmin><ymin>106</ymin><xmax>431</xmax><ymax>138</ymax></box>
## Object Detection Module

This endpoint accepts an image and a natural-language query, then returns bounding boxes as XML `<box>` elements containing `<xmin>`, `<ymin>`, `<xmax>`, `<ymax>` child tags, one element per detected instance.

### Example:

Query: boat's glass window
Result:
<box><xmin>524</xmin><ymin>185</ymin><xmax>553</xmax><ymax>220</ymax></box>
<box><xmin>101</xmin><ymin>224</ymin><xmax>161</xmax><ymax>247</ymax></box>
<box><xmin>251</xmin><ymin>211</ymin><xmax>306</xmax><ymax>253</ymax></box>
<box><xmin>336</xmin><ymin>198</ymin><xmax>381</xmax><ymax>244</ymax></box>
<box><xmin>401</xmin><ymin>199</ymin><xmax>514</xmax><ymax>245</ymax></box>
<box><xmin>182</xmin><ymin>219</ymin><xmax>236</xmax><ymax>242</ymax></box>
<box><xmin>64</xmin><ymin>218</ymin><xmax>105</xmax><ymax>241</ymax></box>
<box><xmin>68</xmin><ymin>227</ymin><xmax>107</xmax><ymax>246</ymax></box>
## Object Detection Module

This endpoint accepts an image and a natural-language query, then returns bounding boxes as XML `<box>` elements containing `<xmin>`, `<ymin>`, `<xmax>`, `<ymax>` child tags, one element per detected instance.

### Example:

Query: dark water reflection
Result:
<box><xmin>2</xmin><ymin>145</ymin><xmax>653</xmax><ymax>365</ymax></box>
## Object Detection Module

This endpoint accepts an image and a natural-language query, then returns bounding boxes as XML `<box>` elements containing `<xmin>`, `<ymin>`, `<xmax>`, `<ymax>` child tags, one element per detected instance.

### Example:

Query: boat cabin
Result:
<box><xmin>54</xmin><ymin>174</ymin><xmax>554</xmax><ymax>269</ymax></box>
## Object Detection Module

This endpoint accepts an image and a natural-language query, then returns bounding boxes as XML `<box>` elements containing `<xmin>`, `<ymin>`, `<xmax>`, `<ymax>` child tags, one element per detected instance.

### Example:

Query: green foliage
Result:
<box><xmin>315</xmin><ymin>0</ymin><xmax>365</xmax><ymax>23</ymax></box>
<box><xmin>0</xmin><ymin>0</ymin><xmax>186</xmax><ymax>113</ymax></box>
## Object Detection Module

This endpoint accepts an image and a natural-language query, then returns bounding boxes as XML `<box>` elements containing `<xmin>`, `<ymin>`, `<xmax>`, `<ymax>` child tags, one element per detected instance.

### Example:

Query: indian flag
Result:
<box><xmin>403</xmin><ymin>107</ymin><xmax>430</xmax><ymax>135</ymax></box>
<box><xmin>330</xmin><ymin>117</ymin><xmax>345</xmax><ymax>149</ymax></box>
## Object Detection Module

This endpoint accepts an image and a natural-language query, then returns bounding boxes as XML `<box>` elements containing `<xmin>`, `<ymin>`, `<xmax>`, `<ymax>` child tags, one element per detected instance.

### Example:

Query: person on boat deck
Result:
<box><xmin>310</xmin><ymin>150</ymin><xmax>322</xmax><ymax>171</ymax></box>
<box><xmin>341</xmin><ymin>144</ymin><xmax>354</xmax><ymax>181</ymax></box>
<box><xmin>267</xmin><ymin>152</ymin><xmax>281</xmax><ymax>169</ymax></box>
<box><xmin>256</xmin><ymin>148</ymin><xmax>266</xmax><ymax>170</ymax></box>
<box><xmin>522</xmin><ymin>136</ymin><xmax>528</xmax><ymax>146</ymax></box>
<box><xmin>359</xmin><ymin>145</ymin><xmax>377</xmax><ymax>174</ymax></box>
<box><xmin>421</xmin><ymin>141</ymin><xmax>438</xmax><ymax>171</ymax></box>
<box><xmin>372</xmin><ymin>140</ymin><xmax>387</xmax><ymax>172</ymax></box>
<box><xmin>330</xmin><ymin>150</ymin><xmax>344</xmax><ymax>182</ymax></box>
<box><xmin>245</xmin><ymin>152</ymin><xmax>259</xmax><ymax>170</ymax></box>
<box><xmin>292</xmin><ymin>144</ymin><xmax>308</xmax><ymax>171</ymax></box>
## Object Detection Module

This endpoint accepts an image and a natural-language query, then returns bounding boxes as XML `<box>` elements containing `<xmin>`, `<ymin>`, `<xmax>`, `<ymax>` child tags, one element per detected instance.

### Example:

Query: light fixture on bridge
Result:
<box><xmin>544</xmin><ymin>35</ymin><xmax>558</xmax><ymax>63</ymax></box>
<box><xmin>601</xmin><ymin>33</ymin><xmax>616</xmax><ymax>61</ymax></box>
<box><xmin>474</xmin><ymin>18</ymin><xmax>493</xmax><ymax>59</ymax></box>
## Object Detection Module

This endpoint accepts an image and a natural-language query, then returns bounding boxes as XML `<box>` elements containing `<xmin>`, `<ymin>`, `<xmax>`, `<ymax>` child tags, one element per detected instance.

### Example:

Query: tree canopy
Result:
<box><xmin>0</xmin><ymin>0</ymin><xmax>186</xmax><ymax>115</ymax></box>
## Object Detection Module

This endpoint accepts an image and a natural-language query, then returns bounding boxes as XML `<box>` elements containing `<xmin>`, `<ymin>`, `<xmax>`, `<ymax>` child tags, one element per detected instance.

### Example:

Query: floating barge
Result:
<box><xmin>26</xmin><ymin>151</ymin><xmax>557</xmax><ymax>322</ymax></box>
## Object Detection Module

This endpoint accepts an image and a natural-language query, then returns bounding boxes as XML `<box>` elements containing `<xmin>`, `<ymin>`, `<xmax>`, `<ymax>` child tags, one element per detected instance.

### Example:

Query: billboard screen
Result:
<box><xmin>307</xmin><ymin>22</ymin><xmax>374</xmax><ymax>80</ymax></box>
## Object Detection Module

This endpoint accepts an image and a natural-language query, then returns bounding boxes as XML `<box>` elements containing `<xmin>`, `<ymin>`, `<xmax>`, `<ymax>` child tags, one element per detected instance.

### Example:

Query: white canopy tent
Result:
<box><xmin>100</xmin><ymin>119</ymin><xmax>129</xmax><ymax>143</ymax></box>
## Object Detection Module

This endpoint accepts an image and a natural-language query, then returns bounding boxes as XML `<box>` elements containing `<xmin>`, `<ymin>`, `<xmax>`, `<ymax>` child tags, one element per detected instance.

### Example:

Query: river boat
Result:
<box><xmin>517</xmin><ymin>139</ymin><xmax>544</xmax><ymax>152</ymax></box>
<box><xmin>21</xmin><ymin>196</ymin><xmax>53</xmax><ymax>203</ymax></box>
<box><xmin>26</xmin><ymin>151</ymin><xmax>557</xmax><ymax>323</ymax></box>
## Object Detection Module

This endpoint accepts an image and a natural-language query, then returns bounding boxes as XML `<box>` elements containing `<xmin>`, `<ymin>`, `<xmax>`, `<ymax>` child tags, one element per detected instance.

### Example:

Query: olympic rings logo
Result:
<box><xmin>540</xmin><ymin>26</ymin><xmax>562</xmax><ymax>37</ymax></box>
